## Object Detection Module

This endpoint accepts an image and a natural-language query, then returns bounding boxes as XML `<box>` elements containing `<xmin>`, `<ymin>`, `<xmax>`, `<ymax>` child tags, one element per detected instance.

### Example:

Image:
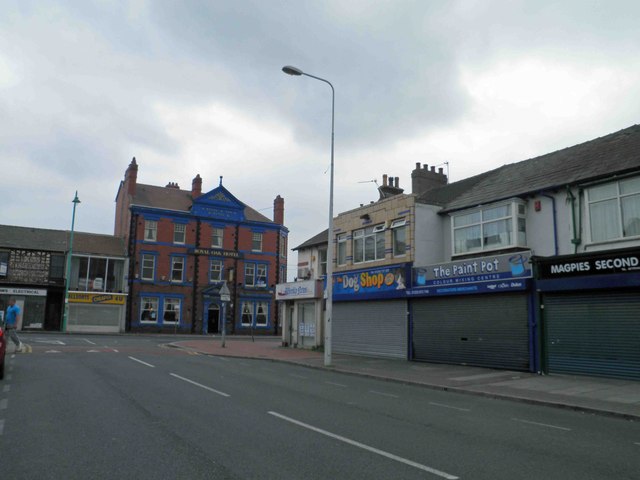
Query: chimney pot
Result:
<box><xmin>395</xmin><ymin>177</ymin><xmax>400</xmax><ymax>188</ymax></box>
<box><xmin>423</xmin><ymin>164</ymin><xmax>429</xmax><ymax>170</ymax></box>
<box><xmin>382</xmin><ymin>174</ymin><xmax>388</xmax><ymax>186</ymax></box>
<box><xmin>430</xmin><ymin>166</ymin><xmax>436</xmax><ymax>172</ymax></box>
<box><xmin>415</xmin><ymin>162</ymin><xmax>421</xmax><ymax>170</ymax></box>
<box><xmin>438</xmin><ymin>168</ymin><xmax>443</xmax><ymax>174</ymax></box>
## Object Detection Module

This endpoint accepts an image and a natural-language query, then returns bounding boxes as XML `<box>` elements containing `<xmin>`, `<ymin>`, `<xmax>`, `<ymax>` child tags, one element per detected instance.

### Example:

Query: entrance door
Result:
<box><xmin>207</xmin><ymin>304</ymin><xmax>220</xmax><ymax>334</ymax></box>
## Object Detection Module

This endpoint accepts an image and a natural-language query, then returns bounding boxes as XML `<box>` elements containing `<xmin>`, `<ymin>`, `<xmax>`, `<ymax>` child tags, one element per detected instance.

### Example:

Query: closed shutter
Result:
<box><xmin>333</xmin><ymin>300</ymin><xmax>407</xmax><ymax>359</ymax></box>
<box><xmin>544</xmin><ymin>292</ymin><xmax>640</xmax><ymax>380</ymax></box>
<box><xmin>413</xmin><ymin>294</ymin><xmax>529</xmax><ymax>371</ymax></box>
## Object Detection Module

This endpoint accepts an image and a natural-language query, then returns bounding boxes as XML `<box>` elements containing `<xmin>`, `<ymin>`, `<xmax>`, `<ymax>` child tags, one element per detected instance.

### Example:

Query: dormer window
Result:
<box><xmin>452</xmin><ymin>201</ymin><xmax>526</xmax><ymax>255</ymax></box>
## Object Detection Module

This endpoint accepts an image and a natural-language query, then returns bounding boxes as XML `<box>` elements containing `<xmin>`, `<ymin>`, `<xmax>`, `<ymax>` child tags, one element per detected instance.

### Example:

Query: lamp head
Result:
<box><xmin>282</xmin><ymin>65</ymin><xmax>303</xmax><ymax>76</ymax></box>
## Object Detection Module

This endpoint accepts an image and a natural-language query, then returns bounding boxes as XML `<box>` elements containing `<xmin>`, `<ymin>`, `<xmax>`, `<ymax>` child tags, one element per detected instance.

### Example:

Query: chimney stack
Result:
<box><xmin>411</xmin><ymin>162</ymin><xmax>448</xmax><ymax>196</ymax></box>
<box><xmin>125</xmin><ymin>157</ymin><xmax>138</xmax><ymax>196</ymax></box>
<box><xmin>378</xmin><ymin>173</ymin><xmax>404</xmax><ymax>200</ymax></box>
<box><xmin>165</xmin><ymin>182</ymin><xmax>180</xmax><ymax>189</ymax></box>
<box><xmin>274</xmin><ymin>195</ymin><xmax>285</xmax><ymax>225</ymax></box>
<box><xmin>191</xmin><ymin>174</ymin><xmax>202</xmax><ymax>198</ymax></box>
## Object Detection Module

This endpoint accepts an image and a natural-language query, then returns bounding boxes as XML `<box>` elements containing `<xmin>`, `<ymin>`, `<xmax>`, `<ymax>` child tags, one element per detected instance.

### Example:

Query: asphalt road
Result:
<box><xmin>1</xmin><ymin>334</ymin><xmax>638</xmax><ymax>479</ymax></box>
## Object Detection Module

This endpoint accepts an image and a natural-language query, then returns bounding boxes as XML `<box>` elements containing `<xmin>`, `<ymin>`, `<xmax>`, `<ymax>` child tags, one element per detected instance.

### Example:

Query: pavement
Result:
<box><xmin>171</xmin><ymin>336</ymin><xmax>640</xmax><ymax>421</ymax></box>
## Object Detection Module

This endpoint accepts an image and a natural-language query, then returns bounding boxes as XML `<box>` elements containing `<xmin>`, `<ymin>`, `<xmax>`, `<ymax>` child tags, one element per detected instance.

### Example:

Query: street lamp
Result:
<box><xmin>62</xmin><ymin>191</ymin><xmax>81</xmax><ymax>333</ymax></box>
<box><xmin>282</xmin><ymin>65</ymin><xmax>335</xmax><ymax>367</ymax></box>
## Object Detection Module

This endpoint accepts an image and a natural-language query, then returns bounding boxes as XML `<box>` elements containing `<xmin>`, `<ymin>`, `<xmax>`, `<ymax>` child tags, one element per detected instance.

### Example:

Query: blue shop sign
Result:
<box><xmin>410</xmin><ymin>252</ymin><xmax>532</xmax><ymax>297</ymax></box>
<box><xmin>332</xmin><ymin>264</ymin><xmax>409</xmax><ymax>300</ymax></box>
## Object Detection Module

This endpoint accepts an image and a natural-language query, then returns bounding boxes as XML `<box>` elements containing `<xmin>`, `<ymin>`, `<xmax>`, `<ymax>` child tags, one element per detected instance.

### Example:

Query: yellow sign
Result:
<box><xmin>69</xmin><ymin>292</ymin><xmax>126</xmax><ymax>305</ymax></box>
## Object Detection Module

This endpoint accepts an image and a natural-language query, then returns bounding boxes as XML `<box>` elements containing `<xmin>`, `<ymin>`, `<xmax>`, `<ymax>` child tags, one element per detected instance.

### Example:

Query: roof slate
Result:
<box><xmin>293</xmin><ymin>229</ymin><xmax>328</xmax><ymax>251</ymax></box>
<box><xmin>131</xmin><ymin>183</ymin><xmax>273</xmax><ymax>223</ymax></box>
<box><xmin>424</xmin><ymin>124</ymin><xmax>640</xmax><ymax>212</ymax></box>
<box><xmin>0</xmin><ymin>225</ymin><xmax>125</xmax><ymax>256</ymax></box>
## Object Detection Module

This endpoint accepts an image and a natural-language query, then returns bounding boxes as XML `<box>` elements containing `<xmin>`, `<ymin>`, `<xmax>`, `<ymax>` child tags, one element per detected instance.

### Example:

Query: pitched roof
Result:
<box><xmin>425</xmin><ymin>124</ymin><xmax>640</xmax><ymax>212</ymax></box>
<box><xmin>293</xmin><ymin>229</ymin><xmax>328</xmax><ymax>251</ymax></box>
<box><xmin>131</xmin><ymin>183</ymin><xmax>273</xmax><ymax>223</ymax></box>
<box><xmin>0</xmin><ymin>225</ymin><xmax>125</xmax><ymax>256</ymax></box>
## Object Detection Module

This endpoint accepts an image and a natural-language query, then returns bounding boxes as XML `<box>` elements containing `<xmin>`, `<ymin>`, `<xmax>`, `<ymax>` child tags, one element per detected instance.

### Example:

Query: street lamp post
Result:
<box><xmin>282</xmin><ymin>65</ymin><xmax>335</xmax><ymax>367</ymax></box>
<box><xmin>62</xmin><ymin>191</ymin><xmax>81</xmax><ymax>333</ymax></box>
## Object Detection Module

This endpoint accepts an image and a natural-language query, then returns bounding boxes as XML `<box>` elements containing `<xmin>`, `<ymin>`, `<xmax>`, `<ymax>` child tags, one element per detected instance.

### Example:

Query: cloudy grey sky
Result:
<box><xmin>2</xmin><ymin>0</ymin><xmax>640</xmax><ymax>277</ymax></box>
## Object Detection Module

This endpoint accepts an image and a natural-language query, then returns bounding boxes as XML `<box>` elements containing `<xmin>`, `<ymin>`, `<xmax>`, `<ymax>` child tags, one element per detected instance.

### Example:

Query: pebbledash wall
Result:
<box><xmin>115</xmin><ymin>158</ymin><xmax>288</xmax><ymax>335</ymax></box>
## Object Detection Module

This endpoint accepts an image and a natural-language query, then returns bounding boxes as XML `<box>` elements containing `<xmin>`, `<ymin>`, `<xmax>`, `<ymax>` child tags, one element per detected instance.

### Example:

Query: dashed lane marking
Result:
<box><xmin>512</xmin><ymin>418</ymin><xmax>571</xmax><ymax>431</ymax></box>
<box><xmin>128</xmin><ymin>356</ymin><xmax>155</xmax><ymax>368</ymax></box>
<box><xmin>268</xmin><ymin>411</ymin><xmax>459</xmax><ymax>479</ymax></box>
<box><xmin>325</xmin><ymin>381</ymin><xmax>348</xmax><ymax>388</ymax></box>
<box><xmin>170</xmin><ymin>373</ymin><xmax>230</xmax><ymax>398</ymax></box>
<box><xmin>369</xmin><ymin>390</ymin><xmax>399</xmax><ymax>399</ymax></box>
<box><xmin>83</xmin><ymin>338</ymin><xmax>97</xmax><ymax>345</ymax></box>
<box><xmin>429</xmin><ymin>402</ymin><xmax>471</xmax><ymax>412</ymax></box>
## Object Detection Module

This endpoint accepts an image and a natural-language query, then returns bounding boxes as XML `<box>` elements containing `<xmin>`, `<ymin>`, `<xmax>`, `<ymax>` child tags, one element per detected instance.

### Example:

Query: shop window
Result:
<box><xmin>144</xmin><ymin>220</ymin><xmax>157</xmax><ymax>242</ymax></box>
<box><xmin>212</xmin><ymin>228</ymin><xmax>224</xmax><ymax>248</ymax></box>
<box><xmin>452</xmin><ymin>201</ymin><xmax>527</xmax><ymax>255</ymax></box>
<box><xmin>171</xmin><ymin>256</ymin><xmax>185</xmax><ymax>282</ymax></box>
<box><xmin>337</xmin><ymin>234</ymin><xmax>347</xmax><ymax>266</ymax></box>
<box><xmin>353</xmin><ymin>224</ymin><xmax>385</xmax><ymax>264</ymax></box>
<box><xmin>240</xmin><ymin>301</ymin><xmax>269</xmax><ymax>327</ymax></box>
<box><xmin>163</xmin><ymin>298</ymin><xmax>181</xmax><ymax>324</ymax></box>
<box><xmin>391</xmin><ymin>219</ymin><xmax>407</xmax><ymax>257</ymax></box>
<box><xmin>140</xmin><ymin>297</ymin><xmax>159</xmax><ymax>323</ymax></box>
<box><xmin>588</xmin><ymin>176</ymin><xmax>640</xmax><ymax>242</ymax></box>
<box><xmin>210</xmin><ymin>259</ymin><xmax>223</xmax><ymax>282</ymax></box>
<box><xmin>173</xmin><ymin>224</ymin><xmax>186</xmax><ymax>244</ymax></box>
<box><xmin>252</xmin><ymin>232</ymin><xmax>263</xmax><ymax>252</ymax></box>
<box><xmin>141</xmin><ymin>254</ymin><xmax>155</xmax><ymax>281</ymax></box>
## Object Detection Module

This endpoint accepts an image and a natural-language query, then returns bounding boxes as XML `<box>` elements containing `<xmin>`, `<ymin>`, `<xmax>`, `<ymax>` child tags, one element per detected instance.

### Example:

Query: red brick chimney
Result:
<box><xmin>192</xmin><ymin>174</ymin><xmax>202</xmax><ymax>198</ymax></box>
<box><xmin>273</xmin><ymin>195</ymin><xmax>284</xmax><ymax>225</ymax></box>
<box><xmin>125</xmin><ymin>157</ymin><xmax>138</xmax><ymax>196</ymax></box>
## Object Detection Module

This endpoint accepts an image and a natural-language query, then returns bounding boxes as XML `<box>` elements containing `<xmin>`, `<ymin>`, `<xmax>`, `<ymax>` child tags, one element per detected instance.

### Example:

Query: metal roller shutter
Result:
<box><xmin>333</xmin><ymin>300</ymin><xmax>407</xmax><ymax>359</ymax></box>
<box><xmin>413</xmin><ymin>294</ymin><xmax>529</xmax><ymax>371</ymax></box>
<box><xmin>544</xmin><ymin>292</ymin><xmax>640</xmax><ymax>380</ymax></box>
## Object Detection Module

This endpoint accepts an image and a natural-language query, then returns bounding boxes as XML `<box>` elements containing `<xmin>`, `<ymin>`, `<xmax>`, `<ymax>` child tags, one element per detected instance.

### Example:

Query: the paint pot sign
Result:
<box><xmin>509</xmin><ymin>254</ymin><xmax>526</xmax><ymax>276</ymax></box>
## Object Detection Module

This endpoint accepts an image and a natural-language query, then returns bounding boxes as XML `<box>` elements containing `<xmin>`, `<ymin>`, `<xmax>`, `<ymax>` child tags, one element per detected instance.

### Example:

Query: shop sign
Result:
<box><xmin>190</xmin><ymin>248</ymin><xmax>242</xmax><ymax>259</ymax></box>
<box><xmin>413</xmin><ymin>251</ymin><xmax>532</xmax><ymax>288</ymax></box>
<box><xmin>334</xmin><ymin>265</ymin><xmax>407</xmax><ymax>296</ymax></box>
<box><xmin>0</xmin><ymin>287</ymin><xmax>47</xmax><ymax>296</ymax></box>
<box><xmin>69</xmin><ymin>292</ymin><xmax>126</xmax><ymax>305</ymax></box>
<box><xmin>276</xmin><ymin>280</ymin><xmax>317</xmax><ymax>300</ymax></box>
<box><xmin>537</xmin><ymin>249</ymin><xmax>640</xmax><ymax>279</ymax></box>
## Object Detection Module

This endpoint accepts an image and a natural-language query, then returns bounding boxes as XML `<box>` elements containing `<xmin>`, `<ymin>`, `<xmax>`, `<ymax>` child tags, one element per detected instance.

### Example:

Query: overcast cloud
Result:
<box><xmin>2</xmin><ymin>0</ymin><xmax>640</xmax><ymax>278</ymax></box>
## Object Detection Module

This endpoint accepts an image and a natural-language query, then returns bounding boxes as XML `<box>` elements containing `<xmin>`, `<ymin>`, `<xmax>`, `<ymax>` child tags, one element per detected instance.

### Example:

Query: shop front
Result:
<box><xmin>276</xmin><ymin>279</ymin><xmax>322</xmax><ymax>348</ymax></box>
<box><xmin>0</xmin><ymin>287</ymin><xmax>49</xmax><ymax>330</ymax></box>
<box><xmin>67</xmin><ymin>292</ymin><xmax>126</xmax><ymax>333</ymax></box>
<box><xmin>332</xmin><ymin>264</ymin><xmax>410</xmax><ymax>359</ymax></box>
<box><xmin>535</xmin><ymin>248</ymin><xmax>640</xmax><ymax>380</ymax></box>
<box><xmin>409</xmin><ymin>252</ymin><xmax>534</xmax><ymax>371</ymax></box>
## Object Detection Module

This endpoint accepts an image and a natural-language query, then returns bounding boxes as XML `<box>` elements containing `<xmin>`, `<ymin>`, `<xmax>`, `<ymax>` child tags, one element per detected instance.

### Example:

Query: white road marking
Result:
<box><xmin>289</xmin><ymin>374</ymin><xmax>308</xmax><ymax>379</ymax></box>
<box><xmin>634</xmin><ymin>442</ymin><xmax>640</xmax><ymax>446</ymax></box>
<box><xmin>512</xmin><ymin>418</ymin><xmax>571</xmax><ymax>431</ymax></box>
<box><xmin>3</xmin><ymin>385</ymin><xmax>10</xmax><ymax>393</ymax></box>
<box><xmin>35</xmin><ymin>339</ymin><xmax>65</xmax><ymax>345</ymax></box>
<box><xmin>429</xmin><ymin>402</ymin><xmax>471</xmax><ymax>412</ymax></box>
<box><xmin>325</xmin><ymin>381</ymin><xmax>348</xmax><ymax>388</ymax></box>
<box><xmin>83</xmin><ymin>338</ymin><xmax>97</xmax><ymax>345</ymax></box>
<box><xmin>87</xmin><ymin>350</ymin><xmax>101</xmax><ymax>353</ymax></box>
<box><xmin>170</xmin><ymin>373</ymin><xmax>230</xmax><ymax>398</ymax></box>
<box><xmin>11</xmin><ymin>354</ymin><xmax>15</xmax><ymax>359</ymax></box>
<box><xmin>128</xmin><ymin>356</ymin><xmax>155</xmax><ymax>368</ymax></box>
<box><xmin>0</xmin><ymin>419</ymin><xmax>4</xmax><ymax>436</ymax></box>
<box><xmin>45</xmin><ymin>350</ymin><xmax>61</xmax><ymax>354</ymax></box>
<box><xmin>369</xmin><ymin>390</ymin><xmax>399</xmax><ymax>399</ymax></box>
<box><xmin>0</xmin><ymin>398</ymin><xmax>7</xmax><ymax>410</ymax></box>
<box><xmin>268</xmin><ymin>412</ymin><xmax>459</xmax><ymax>479</ymax></box>
<box><xmin>112</xmin><ymin>349</ymin><xmax>119</xmax><ymax>353</ymax></box>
